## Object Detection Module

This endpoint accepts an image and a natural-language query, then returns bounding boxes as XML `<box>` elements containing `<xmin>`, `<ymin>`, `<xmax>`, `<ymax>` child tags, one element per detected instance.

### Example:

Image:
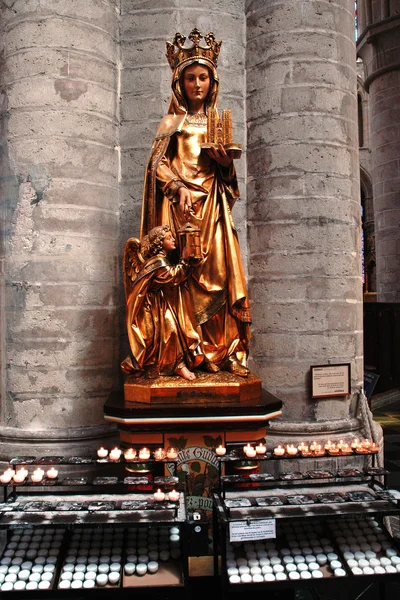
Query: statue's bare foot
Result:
<box><xmin>175</xmin><ymin>366</ymin><xmax>196</xmax><ymax>381</ymax></box>
<box><xmin>228</xmin><ymin>360</ymin><xmax>250</xmax><ymax>378</ymax></box>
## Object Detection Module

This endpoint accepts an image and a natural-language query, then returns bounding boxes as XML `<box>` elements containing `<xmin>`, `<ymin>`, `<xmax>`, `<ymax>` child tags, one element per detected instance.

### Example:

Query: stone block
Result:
<box><xmin>120</xmin><ymin>94</ymin><xmax>167</xmax><ymax>123</ymax></box>
<box><xmin>121</xmin><ymin>148</ymin><xmax>148</xmax><ymax>180</ymax></box>
<box><xmin>1</xmin><ymin>0</ymin><xmax>118</xmax><ymax>31</ymax></box>
<box><xmin>8</xmin><ymin>78</ymin><xmax>116</xmax><ymax>116</ymax></box>
<box><xmin>2</xmin><ymin>49</ymin><xmax>116</xmax><ymax>89</ymax></box>
<box><xmin>246</xmin><ymin>30</ymin><xmax>355</xmax><ymax>71</ymax></box>
<box><xmin>7</xmin><ymin>306</ymin><xmax>118</xmax><ymax>340</ymax></box>
<box><xmin>121</xmin><ymin>65</ymin><xmax>170</xmax><ymax>95</ymax></box>
<box><xmin>120</xmin><ymin>9</ymin><xmax>179</xmax><ymax>39</ymax></box>
<box><xmin>9</xmin><ymin>382</ymin><xmax>115</xmax><ymax>428</ymax></box>
<box><xmin>7</xmin><ymin>336</ymin><xmax>118</xmax><ymax>369</ymax></box>
<box><xmin>295</xmin><ymin>332</ymin><xmax>363</xmax><ymax>361</ymax></box>
<box><xmin>121</xmin><ymin>38</ymin><xmax>165</xmax><ymax>67</ymax></box>
<box><xmin>247</xmin><ymin>113</ymin><xmax>356</xmax><ymax>149</ymax></box>
<box><xmin>248</xmin><ymin>220</ymin><xmax>360</xmax><ymax>254</ymax></box>
<box><xmin>9</xmin><ymin>138</ymin><xmax>118</xmax><ymax>186</ymax></box>
<box><xmin>250</xmin><ymin>332</ymin><xmax>296</xmax><ymax>359</ymax></box>
<box><xmin>249</xmin><ymin>275</ymin><xmax>361</xmax><ymax>304</ymax></box>
<box><xmin>246</xmin><ymin>0</ymin><xmax>353</xmax><ymax>35</ymax></box>
<box><xmin>247</xmin><ymin>196</ymin><xmax>359</xmax><ymax>226</ymax></box>
<box><xmin>8</xmin><ymin>110</ymin><xmax>117</xmax><ymax>147</ymax></box>
<box><xmin>249</xmin><ymin>250</ymin><xmax>360</xmax><ymax>279</ymax></box>
<box><xmin>6</xmin><ymin>281</ymin><xmax>118</xmax><ymax>310</ymax></box>
<box><xmin>374</xmin><ymin>140</ymin><xmax>400</xmax><ymax>166</ymax></box>
<box><xmin>5</xmin><ymin>19</ymin><xmax>118</xmax><ymax>63</ymax></box>
<box><xmin>8</xmin><ymin>255</ymin><xmax>117</xmax><ymax>284</ymax></box>
<box><xmin>43</xmin><ymin>181</ymin><xmax>119</xmax><ymax>210</ymax></box>
<box><xmin>120</xmin><ymin>120</ymin><xmax>161</xmax><ymax>149</ymax></box>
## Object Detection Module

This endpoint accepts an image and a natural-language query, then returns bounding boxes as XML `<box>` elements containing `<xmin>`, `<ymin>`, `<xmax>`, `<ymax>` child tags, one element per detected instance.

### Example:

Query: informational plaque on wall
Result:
<box><xmin>311</xmin><ymin>363</ymin><xmax>351</xmax><ymax>399</ymax></box>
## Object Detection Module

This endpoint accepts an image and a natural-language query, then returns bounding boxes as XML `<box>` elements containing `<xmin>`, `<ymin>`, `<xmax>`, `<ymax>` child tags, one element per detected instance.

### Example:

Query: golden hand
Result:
<box><xmin>207</xmin><ymin>142</ymin><xmax>233</xmax><ymax>168</ymax></box>
<box><xmin>177</xmin><ymin>186</ymin><xmax>192</xmax><ymax>218</ymax></box>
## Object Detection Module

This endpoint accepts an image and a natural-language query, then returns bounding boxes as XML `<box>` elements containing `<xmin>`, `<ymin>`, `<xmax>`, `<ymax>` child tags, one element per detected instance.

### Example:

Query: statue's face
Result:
<box><xmin>162</xmin><ymin>231</ymin><xmax>176</xmax><ymax>254</ymax></box>
<box><xmin>182</xmin><ymin>64</ymin><xmax>210</xmax><ymax>110</ymax></box>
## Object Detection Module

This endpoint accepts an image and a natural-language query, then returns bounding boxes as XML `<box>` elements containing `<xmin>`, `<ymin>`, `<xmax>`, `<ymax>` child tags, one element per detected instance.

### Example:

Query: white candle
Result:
<box><xmin>13</xmin><ymin>469</ymin><xmax>27</xmax><ymax>484</ymax></box>
<box><xmin>273</xmin><ymin>445</ymin><xmax>285</xmax><ymax>456</ymax></box>
<box><xmin>216</xmin><ymin>445</ymin><xmax>226</xmax><ymax>456</ymax></box>
<box><xmin>286</xmin><ymin>444</ymin><xmax>297</xmax><ymax>456</ymax></box>
<box><xmin>168</xmin><ymin>489</ymin><xmax>180</xmax><ymax>502</ymax></box>
<box><xmin>166</xmin><ymin>447</ymin><xmax>178</xmax><ymax>459</ymax></box>
<box><xmin>109</xmin><ymin>447</ymin><xmax>122</xmax><ymax>461</ymax></box>
<box><xmin>31</xmin><ymin>468</ymin><xmax>44</xmax><ymax>483</ymax></box>
<box><xmin>0</xmin><ymin>471</ymin><xmax>13</xmax><ymax>484</ymax></box>
<box><xmin>244</xmin><ymin>446</ymin><xmax>256</xmax><ymax>458</ymax></box>
<box><xmin>124</xmin><ymin>448</ymin><xmax>137</xmax><ymax>461</ymax></box>
<box><xmin>153</xmin><ymin>489</ymin><xmax>165</xmax><ymax>502</ymax></box>
<box><xmin>97</xmin><ymin>447</ymin><xmax>108</xmax><ymax>459</ymax></box>
<box><xmin>256</xmin><ymin>443</ymin><xmax>266</xmax><ymax>455</ymax></box>
<box><xmin>154</xmin><ymin>448</ymin><xmax>167</xmax><ymax>460</ymax></box>
<box><xmin>138</xmin><ymin>447</ymin><xmax>151</xmax><ymax>460</ymax></box>
<box><xmin>46</xmin><ymin>467</ymin><xmax>58</xmax><ymax>479</ymax></box>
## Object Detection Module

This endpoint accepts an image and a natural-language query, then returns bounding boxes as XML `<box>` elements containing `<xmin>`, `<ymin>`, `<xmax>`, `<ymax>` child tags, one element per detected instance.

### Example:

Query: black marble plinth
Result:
<box><xmin>104</xmin><ymin>388</ymin><xmax>282</xmax><ymax>433</ymax></box>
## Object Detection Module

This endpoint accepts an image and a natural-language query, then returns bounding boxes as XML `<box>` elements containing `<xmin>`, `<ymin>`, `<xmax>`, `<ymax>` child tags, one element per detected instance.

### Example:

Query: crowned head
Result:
<box><xmin>166</xmin><ymin>29</ymin><xmax>221</xmax><ymax>114</ymax></box>
<box><xmin>166</xmin><ymin>29</ymin><xmax>221</xmax><ymax>73</ymax></box>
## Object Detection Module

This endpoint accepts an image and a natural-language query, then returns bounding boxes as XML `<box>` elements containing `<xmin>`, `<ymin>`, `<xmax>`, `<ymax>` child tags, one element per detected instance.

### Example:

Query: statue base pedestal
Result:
<box><xmin>123</xmin><ymin>371</ymin><xmax>263</xmax><ymax>405</ymax></box>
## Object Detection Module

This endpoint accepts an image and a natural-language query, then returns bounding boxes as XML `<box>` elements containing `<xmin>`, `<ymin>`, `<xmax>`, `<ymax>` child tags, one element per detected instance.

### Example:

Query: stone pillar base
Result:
<box><xmin>0</xmin><ymin>424</ymin><xmax>119</xmax><ymax>464</ymax></box>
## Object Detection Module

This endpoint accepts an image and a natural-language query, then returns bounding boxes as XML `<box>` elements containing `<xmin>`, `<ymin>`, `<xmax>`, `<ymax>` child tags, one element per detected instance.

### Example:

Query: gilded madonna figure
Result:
<box><xmin>138</xmin><ymin>29</ymin><xmax>251</xmax><ymax>378</ymax></box>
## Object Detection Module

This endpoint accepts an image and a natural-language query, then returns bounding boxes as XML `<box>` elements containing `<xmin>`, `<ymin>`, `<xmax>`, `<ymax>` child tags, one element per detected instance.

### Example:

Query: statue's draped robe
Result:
<box><xmin>123</xmin><ymin>253</ymin><xmax>202</xmax><ymax>376</ymax></box>
<box><xmin>141</xmin><ymin>109</ymin><xmax>251</xmax><ymax>369</ymax></box>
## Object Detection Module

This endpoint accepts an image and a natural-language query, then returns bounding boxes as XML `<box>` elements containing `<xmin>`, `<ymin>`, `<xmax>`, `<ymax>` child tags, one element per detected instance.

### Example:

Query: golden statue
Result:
<box><xmin>135</xmin><ymin>29</ymin><xmax>252</xmax><ymax>378</ymax></box>
<box><xmin>121</xmin><ymin>225</ymin><xmax>203</xmax><ymax>381</ymax></box>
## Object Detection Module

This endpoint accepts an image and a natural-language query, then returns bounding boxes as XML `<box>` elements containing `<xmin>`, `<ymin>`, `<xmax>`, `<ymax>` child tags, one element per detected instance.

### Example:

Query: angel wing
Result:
<box><xmin>122</xmin><ymin>237</ymin><xmax>145</xmax><ymax>300</ymax></box>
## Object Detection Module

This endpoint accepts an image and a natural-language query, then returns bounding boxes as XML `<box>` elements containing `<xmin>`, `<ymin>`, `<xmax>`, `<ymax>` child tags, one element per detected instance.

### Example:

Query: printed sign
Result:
<box><xmin>229</xmin><ymin>519</ymin><xmax>276</xmax><ymax>542</ymax></box>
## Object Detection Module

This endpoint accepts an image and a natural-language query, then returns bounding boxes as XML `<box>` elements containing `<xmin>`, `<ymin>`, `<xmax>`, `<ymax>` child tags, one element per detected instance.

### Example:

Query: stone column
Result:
<box><xmin>246</xmin><ymin>0</ymin><xmax>369</xmax><ymax>443</ymax></box>
<box><xmin>0</xmin><ymin>0</ymin><xmax>120</xmax><ymax>457</ymax></box>
<box><xmin>357</xmin><ymin>4</ymin><xmax>400</xmax><ymax>302</ymax></box>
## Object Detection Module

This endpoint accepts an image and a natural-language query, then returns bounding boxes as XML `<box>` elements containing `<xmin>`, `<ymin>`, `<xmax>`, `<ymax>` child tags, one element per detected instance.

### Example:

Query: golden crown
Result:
<box><xmin>166</xmin><ymin>29</ymin><xmax>222</xmax><ymax>71</ymax></box>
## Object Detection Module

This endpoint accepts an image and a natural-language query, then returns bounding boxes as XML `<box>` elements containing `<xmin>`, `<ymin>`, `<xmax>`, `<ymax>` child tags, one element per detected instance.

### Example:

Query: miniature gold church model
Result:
<box><xmin>201</xmin><ymin>108</ymin><xmax>242</xmax><ymax>158</ymax></box>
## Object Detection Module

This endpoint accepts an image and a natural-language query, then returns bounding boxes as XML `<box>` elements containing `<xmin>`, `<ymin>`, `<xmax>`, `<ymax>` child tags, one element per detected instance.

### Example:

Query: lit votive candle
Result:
<box><xmin>256</xmin><ymin>443</ymin><xmax>267</xmax><ymax>455</ymax></box>
<box><xmin>274</xmin><ymin>445</ymin><xmax>285</xmax><ymax>456</ymax></box>
<box><xmin>216</xmin><ymin>445</ymin><xmax>227</xmax><ymax>456</ymax></box>
<box><xmin>328</xmin><ymin>445</ymin><xmax>339</xmax><ymax>455</ymax></box>
<box><xmin>153</xmin><ymin>489</ymin><xmax>165</xmax><ymax>502</ymax></box>
<box><xmin>166</xmin><ymin>447</ymin><xmax>178</xmax><ymax>459</ymax></box>
<box><xmin>370</xmin><ymin>443</ymin><xmax>379</xmax><ymax>453</ymax></box>
<box><xmin>13</xmin><ymin>468</ymin><xmax>27</xmax><ymax>483</ymax></box>
<box><xmin>154</xmin><ymin>448</ymin><xmax>167</xmax><ymax>460</ymax></box>
<box><xmin>309</xmin><ymin>441</ymin><xmax>318</xmax><ymax>452</ymax></box>
<box><xmin>168</xmin><ymin>489</ymin><xmax>180</xmax><ymax>502</ymax></box>
<box><xmin>298</xmin><ymin>442</ymin><xmax>307</xmax><ymax>452</ymax></box>
<box><xmin>244</xmin><ymin>444</ymin><xmax>256</xmax><ymax>458</ymax></box>
<box><xmin>0</xmin><ymin>471</ymin><xmax>13</xmax><ymax>484</ymax></box>
<box><xmin>362</xmin><ymin>438</ymin><xmax>373</xmax><ymax>448</ymax></box>
<box><xmin>351</xmin><ymin>438</ymin><xmax>360</xmax><ymax>449</ymax></box>
<box><xmin>139</xmin><ymin>447</ymin><xmax>151</xmax><ymax>460</ymax></box>
<box><xmin>324</xmin><ymin>440</ymin><xmax>333</xmax><ymax>450</ymax></box>
<box><xmin>286</xmin><ymin>444</ymin><xmax>298</xmax><ymax>456</ymax></box>
<box><xmin>97</xmin><ymin>447</ymin><xmax>108</xmax><ymax>459</ymax></box>
<box><xmin>124</xmin><ymin>448</ymin><xmax>137</xmax><ymax>461</ymax></box>
<box><xmin>109</xmin><ymin>447</ymin><xmax>122</xmax><ymax>461</ymax></box>
<box><xmin>31</xmin><ymin>468</ymin><xmax>45</xmax><ymax>483</ymax></box>
<box><xmin>340</xmin><ymin>443</ymin><xmax>352</xmax><ymax>454</ymax></box>
<box><xmin>46</xmin><ymin>467</ymin><xmax>58</xmax><ymax>479</ymax></box>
